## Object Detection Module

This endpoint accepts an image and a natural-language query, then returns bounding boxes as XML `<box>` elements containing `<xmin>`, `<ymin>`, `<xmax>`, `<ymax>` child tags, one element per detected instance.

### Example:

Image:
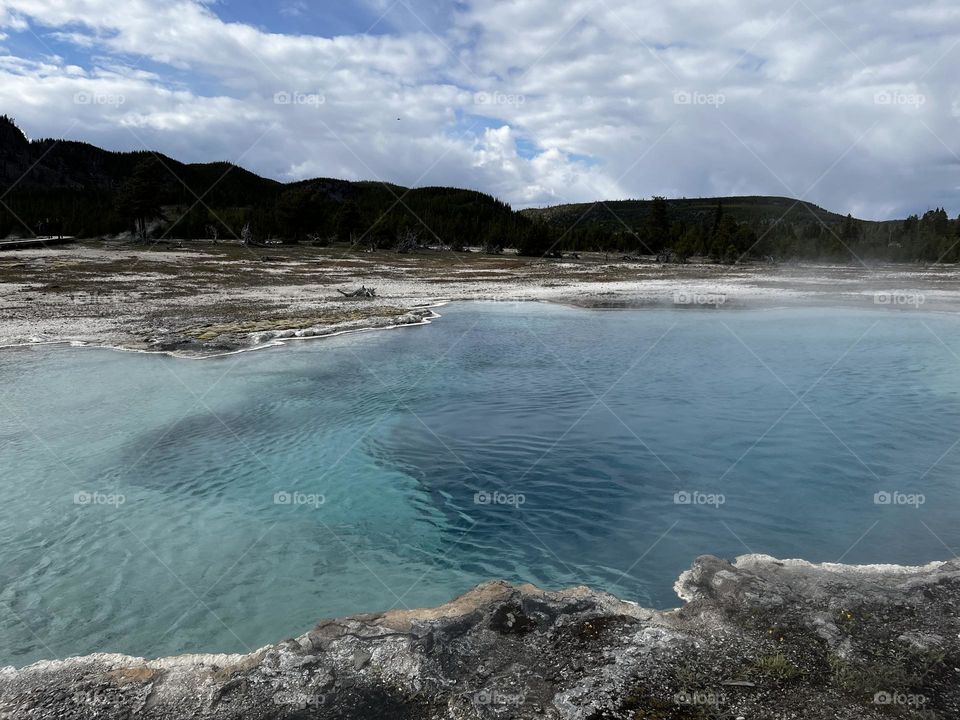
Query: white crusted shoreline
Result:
<box><xmin>2</xmin><ymin>241</ymin><xmax>960</xmax><ymax>358</ymax></box>
<box><xmin>0</xmin><ymin>306</ymin><xmax>444</xmax><ymax>360</ymax></box>
<box><xmin>2</xmin><ymin>554</ymin><xmax>958</xmax><ymax>719</ymax></box>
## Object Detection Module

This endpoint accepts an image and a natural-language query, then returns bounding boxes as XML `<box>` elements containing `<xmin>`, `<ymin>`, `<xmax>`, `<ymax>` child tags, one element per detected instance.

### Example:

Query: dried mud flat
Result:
<box><xmin>2</xmin><ymin>239</ymin><xmax>960</xmax><ymax>357</ymax></box>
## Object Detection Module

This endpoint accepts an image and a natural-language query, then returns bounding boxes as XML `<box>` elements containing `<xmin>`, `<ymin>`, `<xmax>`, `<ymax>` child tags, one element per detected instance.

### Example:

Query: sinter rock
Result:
<box><xmin>1</xmin><ymin>555</ymin><xmax>957</xmax><ymax>719</ymax></box>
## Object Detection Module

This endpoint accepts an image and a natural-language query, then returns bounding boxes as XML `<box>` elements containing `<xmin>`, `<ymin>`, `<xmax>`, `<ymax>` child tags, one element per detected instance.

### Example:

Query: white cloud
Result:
<box><xmin>0</xmin><ymin>7</ymin><xmax>27</xmax><ymax>31</ymax></box>
<box><xmin>0</xmin><ymin>0</ymin><xmax>959</xmax><ymax>216</ymax></box>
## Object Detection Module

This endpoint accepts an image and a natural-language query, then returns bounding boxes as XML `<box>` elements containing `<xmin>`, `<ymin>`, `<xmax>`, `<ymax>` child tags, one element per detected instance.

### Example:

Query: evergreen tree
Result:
<box><xmin>711</xmin><ymin>200</ymin><xmax>724</xmax><ymax>238</ymax></box>
<box><xmin>335</xmin><ymin>201</ymin><xmax>361</xmax><ymax>244</ymax></box>
<box><xmin>646</xmin><ymin>196</ymin><xmax>671</xmax><ymax>253</ymax></box>
<box><xmin>710</xmin><ymin>214</ymin><xmax>738</xmax><ymax>261</ymax></box>
<box><xmin>516</xmin><ymin>219</ymin><xmax>555</xmax><ymax>256</ymax></box>
<box><xmin>117</xmin><ymin>160</ymin><xmax>162</xmax><ymax>241</ymax></box>
<box><xmin>840</xmin><ymin>214</ymin><xmax>861</xmax><ymax>244</ymax></box>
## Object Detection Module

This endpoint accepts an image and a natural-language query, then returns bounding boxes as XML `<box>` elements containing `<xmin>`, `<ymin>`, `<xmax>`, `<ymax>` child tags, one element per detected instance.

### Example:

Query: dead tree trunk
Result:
<box><xmin>337</xmin><ymin>286</ymin><xmax>377</xmax><ymax>298</ymax></box>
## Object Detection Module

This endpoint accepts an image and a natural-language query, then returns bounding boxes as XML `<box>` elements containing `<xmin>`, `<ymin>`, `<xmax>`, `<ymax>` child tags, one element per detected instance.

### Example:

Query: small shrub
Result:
<box><xmin>754</xmin><ymin>653</ymin><xmax>799</xmax><ymax>680</ymax></box>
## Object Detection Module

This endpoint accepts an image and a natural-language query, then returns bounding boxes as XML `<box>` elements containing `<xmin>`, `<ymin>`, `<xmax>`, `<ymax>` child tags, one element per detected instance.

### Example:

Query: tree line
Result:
<box><xmin>2</xmin><ymin>115</ymin><xmax>958</xmax><ymax>262</ymax></box>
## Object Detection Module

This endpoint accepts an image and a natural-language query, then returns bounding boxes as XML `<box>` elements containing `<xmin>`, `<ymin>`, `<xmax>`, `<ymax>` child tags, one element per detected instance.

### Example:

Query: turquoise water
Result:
<box><xmin>2</xmin><ymin>303</ymin><xmax>960</xmax><ymax>667</ymax></box>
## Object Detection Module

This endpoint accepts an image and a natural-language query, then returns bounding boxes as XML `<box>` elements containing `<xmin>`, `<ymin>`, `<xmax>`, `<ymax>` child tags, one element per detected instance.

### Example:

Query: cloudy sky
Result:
<box><xmin>0</xmin><ymin>0</ymin><xmax>958</xmax><ymax>218</ymax></box>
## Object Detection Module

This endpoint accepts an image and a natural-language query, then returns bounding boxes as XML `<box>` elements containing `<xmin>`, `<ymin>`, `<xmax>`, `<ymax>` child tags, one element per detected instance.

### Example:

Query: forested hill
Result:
<box><xmin>0</xmin><ymin>115</ymin><xmax>521</xmax><ymax>247</ymax></box>
<box><xmin>1</xmin><ymin>115</ymin><xmax>957</xmax><ymax>262</ymax></box>
<box><xmin>522</xmin><ymin>196</ymin><xmax>848</xmax><ymax>229</ymax></box>
<box><xmin>524</xmin><ymin>196</ymin><xmax>957</xmax><ymax>262</ymax></box>
<box><xmin>0</xmin><ymin>117</ymin><xmax>281</xmax><ymax>204</ymax></box>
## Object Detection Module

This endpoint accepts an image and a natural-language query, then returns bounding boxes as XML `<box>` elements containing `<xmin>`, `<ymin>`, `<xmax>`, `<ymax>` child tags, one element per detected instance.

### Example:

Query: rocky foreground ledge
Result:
<box><xmin>2</xmin><ymin>555</ymin><xmax>957</xmax><ymax>720</ymax></box>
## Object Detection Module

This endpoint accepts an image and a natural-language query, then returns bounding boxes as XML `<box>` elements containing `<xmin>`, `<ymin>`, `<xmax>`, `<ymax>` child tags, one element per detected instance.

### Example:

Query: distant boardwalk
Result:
<box><xmin>0</xmin><ymin>236</ymin><xmax>76</xmax><ymax>251</ymax></box>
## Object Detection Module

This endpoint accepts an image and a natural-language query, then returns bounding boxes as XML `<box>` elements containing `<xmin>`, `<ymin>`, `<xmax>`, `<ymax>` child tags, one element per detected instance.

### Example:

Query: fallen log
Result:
<box><xmin>337</xmin><ymin>286</ymin><xmax>377</xmax><ymax>298</ymax></box>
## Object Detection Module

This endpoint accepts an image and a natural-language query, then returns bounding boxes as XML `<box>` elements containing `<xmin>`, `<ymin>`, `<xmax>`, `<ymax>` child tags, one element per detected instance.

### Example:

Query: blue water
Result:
<box><xmin>2</xmin><ymin>303</ymin><xmax>959</xmax><ymax>667</ymax></box>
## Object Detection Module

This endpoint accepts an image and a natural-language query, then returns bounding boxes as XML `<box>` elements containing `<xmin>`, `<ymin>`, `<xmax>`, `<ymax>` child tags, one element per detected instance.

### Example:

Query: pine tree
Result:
<box><xmin>647</xmin><ymin>196</ymin><xmax>670</xmax><ymax>253</ymax></box>
<box><xmin>117</xmin><ymin>160</ymin><xmax>162</xmax><ymax>241</ymax></box>
<box><xmin>335</xmin><ymin>201</ymin><xmax>361</xmax><ymax>244</ymax></box>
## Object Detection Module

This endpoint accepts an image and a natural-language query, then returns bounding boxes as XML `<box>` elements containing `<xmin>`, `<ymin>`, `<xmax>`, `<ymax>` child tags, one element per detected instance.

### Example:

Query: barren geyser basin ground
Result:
<box><xmin>3</xmin><ymin>242</ymin><xmax>960</xmax><ymax>354</ymax></box>
<box><xmin>1</xmin><ymin>243</ymin><xmax>959</xmax><ymax>719</ymax></box>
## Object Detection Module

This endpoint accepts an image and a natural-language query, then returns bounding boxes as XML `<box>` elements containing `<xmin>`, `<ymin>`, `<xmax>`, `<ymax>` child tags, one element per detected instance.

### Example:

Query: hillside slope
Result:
<box><xmin>522</xmin><ymin>195</ymin><xmax>856</xmax><ymax>229</ymax></box>
<box><xmin>0</xmin><ymin>116</ymin><xmax>519</xmax><ymax>244</ymax></box>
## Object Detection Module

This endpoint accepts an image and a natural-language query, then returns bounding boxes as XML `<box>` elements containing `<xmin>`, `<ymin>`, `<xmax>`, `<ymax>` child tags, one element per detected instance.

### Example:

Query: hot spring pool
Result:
<box><xmin>1</xmin><ymin>302</ymin><xmax>958</xmax><ymax>666</ymax></box>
